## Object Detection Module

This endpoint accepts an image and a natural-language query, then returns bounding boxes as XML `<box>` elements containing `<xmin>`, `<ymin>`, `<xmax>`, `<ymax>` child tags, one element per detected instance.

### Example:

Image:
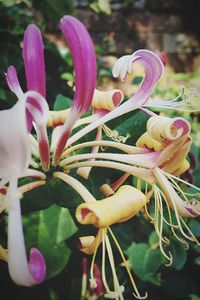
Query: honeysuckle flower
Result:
<box><xmin>63</xmin><ymin>49</ymin><xmax>164</xmax><ymax>148</ymax></box>
<box><xmin>55</xmin><ymin>171</ymin><xmax>148</xmax><ymax>299</ymax></box>
<box><xmin>52</xmin><ymin>16</ymin><xmax>97</xmax><ymax>165</ymax></box>
<box><xmin>0</xmin><ymin>93</ymin><xmax>46</xmax><ymax>286</ymax></box>
<box><xmin>93</xmin><ymin>115</ymin><xmax>200</xmax><ymax>264</ymax></box>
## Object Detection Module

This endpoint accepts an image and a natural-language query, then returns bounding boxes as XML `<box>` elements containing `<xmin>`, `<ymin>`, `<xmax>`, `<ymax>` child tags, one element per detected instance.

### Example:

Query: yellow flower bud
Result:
<box><xmin>78</xmin><ymin>233</ymin><xmax>102</xmax><ymax>255</ymax></box>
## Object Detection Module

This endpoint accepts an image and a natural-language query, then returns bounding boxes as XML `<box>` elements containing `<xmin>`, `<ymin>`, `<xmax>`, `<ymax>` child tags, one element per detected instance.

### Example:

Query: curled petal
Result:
<box><xmin>24</xmin><ymin>91</ymin><xmax>50</xmax><ymax>171</ymax></box>
<box><xmin>136</xmin><ymin>132</ymin><xmax>164</xmax><ymax>151</ymax></box>
<box><xmin>78</xmin><ymin>235</ymin><xmax>102</xmax><ymax>255</ymax></box>
<box><xmin>147</xmin><ymin>116</ymin><xmax>191</xmax><ymax>143</ymax></box>
<box><xmin>5</xmin><ymin>66</ymin><xmax>23</xmax><ymax>98</ymax></box>
<box><xmin>60</xmin><ymin>15</ymin><xmax>96</xmax><ymax>114</ymax></box>
<box><xmin>7</xmin><ymin>181</ymin><xmax>46</xmax><ymax>286</ymax></box>
<box><xmin>76</xmin><ymin>185</ymin><xmax>147</xmax><ymax>228</ymax></box>
<box><xmin>113</xmin><ymin>49</ymin><xmax>164</xmax><ymax>105</ymax></box>
<box><xmin>66</xmin><ymin>50</ymin><xmax>163</xmax><ymax>147</ymax></box>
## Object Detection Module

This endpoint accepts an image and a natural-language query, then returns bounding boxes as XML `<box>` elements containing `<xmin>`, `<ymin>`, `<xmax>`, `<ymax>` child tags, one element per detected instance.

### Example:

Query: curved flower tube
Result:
<box><xmin>66</xmin><ymin>50</ymin><xmax>163</xmax><ymax>147</ymax></box>
<box><xmin>53</xmin><ymin>15</ymin><xmax>97</xmax><ymax>165</ymax></box>
<box><xmin>23</xmin><ymin>24</ymin><xmax>46</xmax><ymax>131</ymax></box>
<box><xmin>8</xmin><ymin>180</ymin><xmax>46</xmax><ymax>286</ymax></box>
<box><xmin>22</xmin><ymin>24</ymin><xmax>50</xmax><ymax>171</ymax></box>
<box><xmin>0</xmin><ymin>96</ymin><xmax>46</xmax><ymax>286</ymax></box>
<box><xmin>76</xmin><ymin>185</ymin><xmax>147</xmax><ymax>228</ymax></box>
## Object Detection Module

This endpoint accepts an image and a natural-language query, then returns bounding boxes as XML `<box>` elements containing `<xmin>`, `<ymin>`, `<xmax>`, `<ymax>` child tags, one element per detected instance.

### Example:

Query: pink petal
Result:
<box><xmin>22</xmin><ymin>24</ymin><xmax>46</xmax><ymax>130</ymax></box>
<box><xmin>66</xmin><ymin>50</ymin><xmax>163</xmax><ymax>147</ymax></box>
<box><xmin>60</xmin><ymin>15</ymin><xmax>96</xmax><ymax>114</ymax></box>
<box><xmin>5</xmin><ymin>66</ymin><xmax>23</xmax><ymax>98</ymax></box>
<box><xmin>129</xmin><ymin>50</ymin><xmax>164</xmax><ymax>105</ymax></box>
<box><xmin>22</xmin><ymin>24</ymin><xmax>46</xmax><ymax>98</ymax></box>
<box><xmin>24</xmin><ymin>91</ymin><xmax>50</xmax><ymax>171</ymax></box>
<box><xmin>173</xmin><ymin>118</ymin><xmax>190</xmax><ymax>135</ymax></box>
<box><xmin>29</xmin><ymin>247</ymin><xmax>46</xmax><ymax>283</ymax></box>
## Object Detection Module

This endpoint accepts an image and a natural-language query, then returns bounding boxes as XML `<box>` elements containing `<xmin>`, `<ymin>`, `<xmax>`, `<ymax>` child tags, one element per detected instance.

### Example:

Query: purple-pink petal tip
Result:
<box><xmin>60</xmin><ymin>15</ymin><xmax>96</xmax><ymax>114</ymax></box>
<box><xmin>22</xmin><ymin>24</ymin><xmax>46</xmax><ymax>98</ymax></box>
<box><xmin>5</xmin><ymin>66</ymin><xmax>22</xmax><ymax>95</ymax></box>
<box><xmin>29</xmin><ymin>247</ymin><xmax>46</xmax><ymax>283</ymax></box>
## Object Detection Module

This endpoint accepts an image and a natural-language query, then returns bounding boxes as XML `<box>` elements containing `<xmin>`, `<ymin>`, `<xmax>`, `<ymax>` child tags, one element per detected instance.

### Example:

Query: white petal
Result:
<box><xmin>112</xmin><ymin>55</ymin><xmax>131</xmax><ymax>78</ymax></box>
<box><xmin>0</xmin><ymin>97</ymin><xmax>30</xmax><ymax>181</ymax></box>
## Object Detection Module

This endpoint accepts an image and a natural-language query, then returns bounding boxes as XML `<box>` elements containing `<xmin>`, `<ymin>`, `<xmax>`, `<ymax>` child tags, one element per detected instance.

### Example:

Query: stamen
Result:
<box><xmin>163</xmin><ymin>171</ymin><xmax>200</xmax><ymax>192</ymax></box>
<box><xmin>101</xmin><ymin>228</ymin><xmax>112</xmax><ymax>294</ymax></box>
<box><xmin>102</xmin><ymin>124</ymin><xmax>130</xmax><ymax>143</ymax></box>
<box><xmin>108</xmin><ymin>227</ymin><xmax>147</xmax><ymax>299</ymax></box>
<box><xmin>154</xmin><ymin>188</ymin><xmax>173</xmax><ymax>265</ymax></box>
<box><xmin>89</xmin><ymin>230</ymin><xmax>102</xmax><ymax>289</ymax></box>
<box><xmin>105</xmin><ymin>234</ymin><xmax>124</xmax><ymax>300</ymax></box>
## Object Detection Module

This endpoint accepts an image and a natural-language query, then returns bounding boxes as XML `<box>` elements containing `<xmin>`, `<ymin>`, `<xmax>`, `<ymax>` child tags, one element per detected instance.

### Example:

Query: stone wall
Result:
<box><xmin>75</xmin><ymin>1</ymin><xmax>200</xmax><ymax>71</ymax></box>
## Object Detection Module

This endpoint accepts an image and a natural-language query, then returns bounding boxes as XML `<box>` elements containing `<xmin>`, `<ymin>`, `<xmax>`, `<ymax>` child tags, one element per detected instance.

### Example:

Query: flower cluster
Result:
<box><xmin>0</xmin><ymin>15</ymin><xmax>199</xmax><ymax>299</ymax></box>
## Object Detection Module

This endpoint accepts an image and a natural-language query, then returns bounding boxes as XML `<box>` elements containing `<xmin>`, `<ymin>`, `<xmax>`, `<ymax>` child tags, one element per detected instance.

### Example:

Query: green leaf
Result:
<box><xmin>61</xmin><ymin>72</ymin><xmax>74</xmax><ymax>81</ymax></box>
<box><xmin>188</xmin><ymin>219</ymin><xmax>200</xmax><ymax>238</ymax></box>
<box><xmin>148</xmin><ymin>231</ymin><xmax>159</xmax><ymax>247</ymax></box>
<box><xmin>127</xmin><ymin>242</ymin><xmax>162</xmax><ymax>282</ymax></box>
<box><xmin>190</xmin><ymin>295</ymin><xmax>200</xmax><ymax>300</ymax></box>
<box><xmin>194</xmin><ymin>256</ymin><xmax>200</xmax><ymax>265</ymax></box>
<box><xmin>132</xmin><ymin>76</ymin><xmax>143</xmax><ymax>85</ymax></box>
<box><xmin>109</xmin><ymin>110</ymin><xmax>148</xmax><ymax>145</ymax></box>
<box><xmin>169</xmin><ymin>239</ymin><xmax>187</xmax><ymax>270</ymax></box>
<box><xmin>90</xmin><ymin>0</ymin><xmax>111</xmax><ymax>15</ymax></box>
<box><xmin>23</xmin><ymin>204</ymin><xmax>78</xmax><ymax>278</ymax></box>
<box><xmin>54</xmin><ymin>94</ymin><xmax>72</xmax><ymax>111</ymax></box>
